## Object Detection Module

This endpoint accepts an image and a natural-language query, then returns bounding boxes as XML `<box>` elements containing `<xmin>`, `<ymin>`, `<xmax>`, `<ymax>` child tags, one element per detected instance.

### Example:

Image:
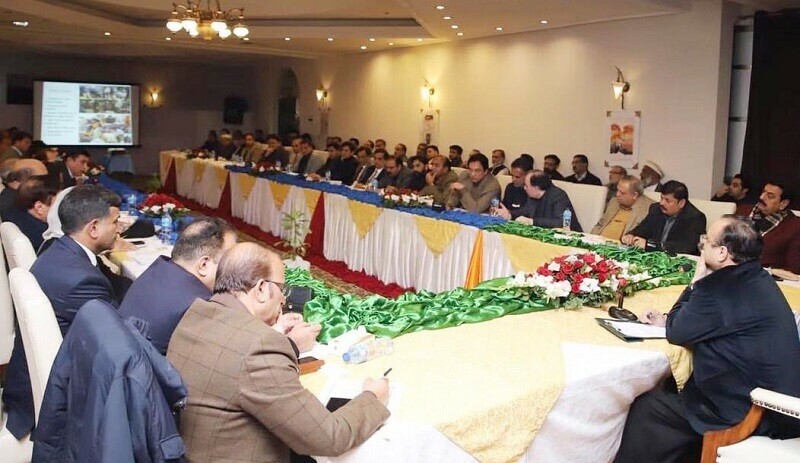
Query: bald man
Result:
<box><xmin>168</xmin><ymin>243</ymin><xmax>390</xmax><ymax>462</ymax></box>
<box><xmin>0</xmin><ymin>158</ymin><xmax>48</xmax><ymax>217</ymax></box>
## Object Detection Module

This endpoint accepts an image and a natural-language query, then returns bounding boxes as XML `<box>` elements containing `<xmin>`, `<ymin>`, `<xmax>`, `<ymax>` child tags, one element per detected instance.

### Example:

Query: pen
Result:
<box><xmin>382</xmin><ymin>368</ymin><xmax>392</xmax><ymax>377</ymax></box>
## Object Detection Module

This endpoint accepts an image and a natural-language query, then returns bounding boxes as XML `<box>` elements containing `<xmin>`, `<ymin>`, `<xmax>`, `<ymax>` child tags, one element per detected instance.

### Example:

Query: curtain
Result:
<box><xmin>741</xmin><ymin>9</ymin><xmax>800</xmax><ymax>208</ymax></box>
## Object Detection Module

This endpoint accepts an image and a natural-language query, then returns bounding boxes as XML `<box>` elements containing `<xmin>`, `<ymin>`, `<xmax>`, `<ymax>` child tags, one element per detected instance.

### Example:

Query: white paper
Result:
<box><xmin>603</xmin><ymin>319</ymin><xmax>666</xmax><ymax>339</ymax></box>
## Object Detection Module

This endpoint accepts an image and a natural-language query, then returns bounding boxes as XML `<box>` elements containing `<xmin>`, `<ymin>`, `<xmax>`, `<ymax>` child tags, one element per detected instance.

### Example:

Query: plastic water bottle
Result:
<box><xmin>325</xmin><ymin>170</ymin><xmax>332</xmax><ymax>182</ymax></box>
<box><xmin>275</xmin><ymin>160</ymin><xmax>282</xmax><ymax>170</ymax></box>
<box><xmin>562</xmin><ymin>209</ymin><xmax>572</xmax><ymax>231</ymax></box>
<box><xmin>370</xmin><ymin>179</ymin><xmax>379</xmax><ymax>192</ymax></box>
<box><xmin>342</xmin><ymin>338</ymin><xmax>394</xmax><ymax>364</ymax></box>
<box><xmin>490</xmin><ymin>197</ymin><xmax>500</xmax><ymax>216</ymax></box>
<box><xmin>127</xmin><ymin>193</ymin><xmax>137</xmax><ymax>214</ymax></box>
<box><xmin>160</xmin><ymin>210</ymin><xmax>173</xmax><ymax>244</ymax></box>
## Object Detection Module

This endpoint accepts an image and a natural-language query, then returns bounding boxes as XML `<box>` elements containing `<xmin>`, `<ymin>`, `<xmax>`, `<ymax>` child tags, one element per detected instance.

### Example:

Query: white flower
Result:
<box><xmin>531</xmin><ymin>274</ymin><xmax>554</xmax><ymax>288</ymax></box>
<box><xmin>565</xmin><ymin>254</ymin><xmax>579</xmax><ymax>263</ymax></box>
<box><xmin>390</xmin><ymin>194</ymin><xmax>400</xmax><ymax>202</ymax></box>
<box><xmin>259</xmin><ymin>166</ymin><xmax>266</xmax><ymax>172</ymax></box>
<box><xmin>151</xmin><ymin>205</ymin><xmax>161</xmax><ymax>214</ymax></box>
<box><xmin>578</xmin><ymin>278</ymin><xmax>601</xmax><ymax>293</ymax></box>
<box><xmin>544</xmin><ymin>280</ymin><xmax>571</xmax><ymax>299</ymax></box>
<box><xmin>164</xmin><ymin>203</ymin><xmax>176</xmax><ymax>211</ymax></box>
<box><xmin>512</xmin><ymin>272</ymin><xmax>528</xmax><ymax>285</ymax></box>
<box><xmin>401</xmin><ymin>194</ymin><xmax>411</xmax><ymax>204</ymax></box>
<box><xmin>548</xmin><ymin>262</ymin><xmax>561</xmax><ymax>272</ymax></box>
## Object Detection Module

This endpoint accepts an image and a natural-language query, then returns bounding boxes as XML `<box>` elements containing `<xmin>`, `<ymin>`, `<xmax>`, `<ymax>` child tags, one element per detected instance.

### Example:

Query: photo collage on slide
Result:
<box><xmin>78</xmin><ymin>84</ymin><xmax>133</xmax><ymax>144</ymax></box>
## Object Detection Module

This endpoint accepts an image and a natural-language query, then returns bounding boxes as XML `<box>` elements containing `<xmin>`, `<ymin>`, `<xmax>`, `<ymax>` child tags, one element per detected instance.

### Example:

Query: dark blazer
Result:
<box><xmin>119</xmin><ymin>256</ymin><xmax>211</xmax><ymax>355</ymax></box>
<box><xmin>564</xmin><ymin>171</ymin><xmax>603</xmax><ymax>186</ymax></box>
<box><xmin>378</xmin><ymin>166</ymin><xmax>413</xmax><ymax>189</ymax></box>
<box><xmin>502</xmin><ymin>183</ymin><xmax>527</xmax><ymax>212</ymax></box>
<box><xmin>547</xmin><ymin>170</ymin><xmax>565</xmax><ymax>181</ymax></box>
<box><xmin>167</xmin><ymin>294</ymin><xmax>389</xmax><ymax>462</ymax></box>
<box><xmin>355</xmin><ymin>165</ymin><xmax>388</xmax><ymax>186</ymax></box>
<box><xmin>2</xmin><ymin>235</ymin><xmax>117</xmax><ymax>439</ymax></box>
<box><xmin>3</xmin><ymin>207</ymin><xmax>47</xmax><ymax>251</ymax></box>
<box><xmin>629</xmin><ymin>202</ymin><xmax>706</xmax><ymax>255</ymax></box>
<box><xmin>666</xmin><ymin>261</ymin><xmax>800</xmax><ymax>437</ymax></box>
<box><xmin>511</xmin><ymin>185</ymin><xmax>583</xmax><ymax>232</ymax></box>
<box><xmin>34</xmin><ymin>299</ymin><xmax>187</xmax><ymax>463</ymax></box>
<box><xmin>332</xmin><ymin>156</ymin><xmax>359</xmax><ymax>185</ymax></box>
<box><xmin>263</xmin><ymin>146</ymin><xmax>290</xmax><ymax>168</ymax></box>
<box><xmin>59</xmin><ymin>163</ymin><xmax>78</xmax><ymax>189</ymax></box>
<box><xmin>0</xmin><ymin>185</ymin><xmax>19</xmax><ymax>217</ymax></box>
<box><xmin>407</xmin><ymin>171</ymin><xmax>427</xmax><ymax>191</ymax></box>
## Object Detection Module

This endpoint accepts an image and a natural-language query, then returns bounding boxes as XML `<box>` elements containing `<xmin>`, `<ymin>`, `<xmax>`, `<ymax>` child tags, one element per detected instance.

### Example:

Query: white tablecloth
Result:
<box><xmin>175</xmin><ymin>157</ymin><xmax>230</xmax><ymax>209</ymax></box>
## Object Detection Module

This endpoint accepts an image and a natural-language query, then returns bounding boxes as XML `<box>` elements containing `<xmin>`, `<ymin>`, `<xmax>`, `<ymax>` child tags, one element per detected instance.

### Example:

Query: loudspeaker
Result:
<box><xmin>223</xmin><ymin>96</ymin><xmax>248</xmax><ymax>124</ymax></box>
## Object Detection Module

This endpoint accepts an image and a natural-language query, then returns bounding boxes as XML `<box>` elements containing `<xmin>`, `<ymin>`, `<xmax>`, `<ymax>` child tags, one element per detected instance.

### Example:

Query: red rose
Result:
<box><xmin>571</xmin><ymin>282</ymin><xmax>581</xmax><ymax>294</ymax></box>
<box><xmin>598</xmin><ymin>273</ymin><xmax>607</xmax><ymax>283</ymax></box>
<box><xmin>537</xmin><ymin>267</ymin><xmax>551</xmax><ymax>276</ymax></box>
<box><xmin>556</xmin><ymin>272</ymin><xmax>567</xmax><ymax>281</ymax></box>
<box><xmin>583</xmin><ymin>253</ymin><xmax>596</xmax><ymax>264</ymax></box>
<box><xmin>573</xmin><ymin>274</ymin><xmax>585</xmax><ymax>285</ymax></box>
<box><xmin>562</xmin><ymin>263</ymin><xmax>573</xmax><ymax>273</ymax></box>
<box><xmin>618</xmin><ymin>278</ymin><xmax>628</xmax><ymax>288</ymax></box>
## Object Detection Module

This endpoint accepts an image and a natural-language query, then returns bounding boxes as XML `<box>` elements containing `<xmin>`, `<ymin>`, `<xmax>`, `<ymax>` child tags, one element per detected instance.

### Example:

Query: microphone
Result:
<box><xmin>608</xmin><ymin>262</ymin><xmax>693</xmax><ymax>321</ymax></box>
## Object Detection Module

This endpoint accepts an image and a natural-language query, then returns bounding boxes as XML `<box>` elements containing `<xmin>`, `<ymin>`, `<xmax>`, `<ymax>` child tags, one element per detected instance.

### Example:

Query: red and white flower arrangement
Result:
<box><xmin>508</xmin><ymin>252</ymin><xmax>652</xmax><ymax>308</ymax></box>
<box><xmin>381</xmin><ymin>188</ymin><xmax>433</xmax><ymax>208</ymax></box>
<box><xmin>138</xmin><ymin>193</ymin><xmax>190</xmax><ymax>218</ymax></box>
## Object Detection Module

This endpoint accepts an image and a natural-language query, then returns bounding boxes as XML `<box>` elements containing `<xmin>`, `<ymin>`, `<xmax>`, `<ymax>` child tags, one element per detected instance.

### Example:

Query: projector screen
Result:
<box><xmin>33</xmin><ymin>80</ymin><xmax>140</xmax><ymax>146</ymax></box>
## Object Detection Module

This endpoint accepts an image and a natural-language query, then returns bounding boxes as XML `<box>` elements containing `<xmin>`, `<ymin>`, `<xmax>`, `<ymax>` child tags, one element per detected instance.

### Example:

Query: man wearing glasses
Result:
<box><xmin>615</xmin><ymin>216</ymin><xmax>800</xmax><ymax>463</ymax></box>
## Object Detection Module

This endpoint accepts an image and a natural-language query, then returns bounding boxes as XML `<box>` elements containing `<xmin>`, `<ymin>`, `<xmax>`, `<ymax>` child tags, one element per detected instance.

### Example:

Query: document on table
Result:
<box><xmin>317</xmin><ymin>378</ymin><xmax>403</xmax><ymax>439</ymax></box>
<box><xmin>596</xmin><ymin>318</ymin><xmax>666</xmax><ymax>341</ymax></box>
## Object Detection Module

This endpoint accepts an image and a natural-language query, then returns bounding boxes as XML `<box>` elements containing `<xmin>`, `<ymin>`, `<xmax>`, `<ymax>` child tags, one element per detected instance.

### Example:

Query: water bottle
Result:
<box><xmin>490</xmin><ymin>197</ymin><xmax>500</xmax><ymax>216</ymax></box>
<box><xmin>370</xmin><ymin>179</ymin><xmax>379</xmax><ymax>192</ymax></box>
<box><xmin>127</xmin><ymin>193</ymin><xmax>137</xmax><ymax>214</ymax></box>
<box><xmin>160</xmin><ymin>209</ymin><xmax>173</xmax><ymax>244</ymax></box>
<box><xmin>562</xmin><ymin>209</ymin><xmax>572</xmax><ymax>231</ymax></box>
<box><xmin>325</xmin><ymin>170</ymin><xmax>332</xmax><ymax>182</ymax></box>
<box><xmin>275</xmin><ymin>160</ymin><xmax>282</xmax><ymax>170</ymax></box>
<box><xmin>342</xmin><ymin>338</ymin><xmax>394</xmax><ymax>364</ymax></box>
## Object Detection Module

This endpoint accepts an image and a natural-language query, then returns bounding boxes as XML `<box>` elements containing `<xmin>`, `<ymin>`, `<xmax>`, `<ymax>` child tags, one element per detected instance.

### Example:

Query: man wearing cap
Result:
<box><xmin>217</xmin><ymin>133</ymin><xmax>237</xmax><ymax>159</ymax></box>
<box><xmin>640</xmin><ymin>160</ymin><xmax>665</xmax><ymax>193</ymax></box>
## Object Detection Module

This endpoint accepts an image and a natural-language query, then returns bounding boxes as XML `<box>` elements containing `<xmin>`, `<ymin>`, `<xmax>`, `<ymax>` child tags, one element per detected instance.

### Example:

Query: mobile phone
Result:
<box><xmin>130</xmin><ymin>240</ymin><xmax>146</xmax><ymax>246</ymax></box>
<box><xmin>326</xmin><ymin>397</ymin><xmax>351</xmax><ymax>413</ymax></box>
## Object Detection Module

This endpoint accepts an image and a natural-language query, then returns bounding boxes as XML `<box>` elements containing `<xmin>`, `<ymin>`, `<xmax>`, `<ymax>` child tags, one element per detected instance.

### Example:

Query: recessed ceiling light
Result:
<box><xmin>495</xmin><ymin>27</ymin><xmax>503</xmax><ymax>31</ymax></box>
<box><xmin>284</xmin><ymin>37</ymin><xmax>291</xmax><ymax>41</ymax></box>
<box><xmin>417</xmin><ymin>38</ymin><xmax>423</xmax><ymax>42</ymax></box>
<box><xmin>165</xmin><ymin>37</ymin><xmax>172</xmax><ymax>41</ymax></box>
<box><xmin>389</xmin><ymin>42</ymin><xmax>394</xmax><ymax>46</ymax></box>
<box><xmin>540</xmin><ymin>20</ymin><xmax>549</xmax><ymax>24</ymax></box>
<box><xmin>457</xmin><ymin>32</ymin><xmax>464</xmax><ymax>36</ymax></box>
<box><xmin>360</xmin><ymin>45</ymin><xmax>367</xmax><ymax>50</ymax></box>
<box><xmin>327</xmin><ymin>37</ymin><xmax>334</xmax><ymax>42</ymax></box>
<box><xmin>451</xmin><ymin>25</ymin><xmax>459</xmax><ymax>29</ymax></box>
<box><xmin>369</xmin><ymin>37</ymin><xmax>376</xmax><ymax>42</ymax></box>
<box><xmin>443</xmin><ymin>16</ymin><xmax>451</xmax><ymax>20</ymax></box>
<box><xmin>243</xmin><ymin>37</ymin><xmax>250</xmax><ymax>41</ymax></box>
<box><xmin>104</xmin><ymin>31</ymin><xmax>111</xmax><ymax>36</ymax></box>
<box><xmin>436</xmin><ymin>5</ymin><xmax>445</xmax><ymax>10</ymax></box>
<box><xmin>12</xmin><ymin>21</ymin><xmax>29</xmax><ymax>28</ymax></box>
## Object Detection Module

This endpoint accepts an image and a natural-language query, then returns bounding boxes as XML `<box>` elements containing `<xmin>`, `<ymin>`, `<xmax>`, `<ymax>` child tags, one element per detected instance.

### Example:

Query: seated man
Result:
<box><xmin>240</xmin><ymin>132</ymin><xmax>265</xmax><ymax>164</ymax></box>
<box><xmin>168</xmin><ymin>243</ymin><xmax>390</xmax><ymax>462</ymax></box>
<box><xmin>622</xmin><ymin>180</ymin><xmax>706</xmax><ymax>256</ymax></box>
<box><xmin>591</xmin><ymin>176</ymin><xmax>653</xmax><ymax>241</ymax></box>
<box><xmin>489</xmin><ymin>149</ymin><xmax>510</xmax><ymax>176</ymax></box>
<box><xmin>393</xmin><ymin>143</ymin><xmax>408</xmax><ymax>166</ymax></box>
<box><xmin>615</xmin><ymin>216</ymin><xmax>800</xmax><ymax>463</ymax></box>
<box><xmin>564</xmin><ymin>154</ymin><xmax>602</xmax><ymax>185</ymax></box>
<box><xmin>543</xmin><ymin>154</ymin><xmax>565</xmax><ymax>181</ymax></box>
<box><xmin>60</xmin><ymin>150</ymin><xmax>90</xmax><ymax>189</ymax></box>
<box><xmin>354</xmin><ymin>148</ymin><xmax>387</xmax><ymax>189</ymax></box>
<box><xmin>448</xmin><ymin>144</ymin><xmax>464</xmax><ymax>168</ymax></box>
<box><xmin>502</xmin><ymin>157</ymin><xmax>533</xmax><ymax>213</ymax></box>
<box><xmin>380</xmin><ymin>155</ymin><xmax>413</xmax><ymax>190</ymax></box>
<box><xmin>605</xmin><ymin>165</ymin><xmax>627</xmax><ymax>206</ymax></box>
<box><xmin>750</xmin><ymin>180</ymin><xmax>800</xmax><ymax>273</ymax></box>
<box><xmin>639</xmin><ymin>160</ymin><xmax>665</xmax><ymax>193</ymax></box>
<box><xmin>2</xmin><ymin>182</ymin><xmax>56</xmax><ymax>250</ymax></box>
<box><xmin>292</xmin><ymin>139</ymin><xmax>326</xmax><ymax>176</ymax></box>
<box><xmin>119</xmin><ymin>218</ymin><xmax>238</xmax><ymax>354</ymax></box>
<box><xmin>262</xmin><ymin>133</ymin><xmax>290</xmax><ymax>168</ymax></box>
<box><xmin>3</xmin><ymin>184</ymin><xmax>121</xmax><ymax>440</ymax></box>
<box><xmin>711</xmin><ymin>173</ymin><xmax>758</xmax><ymax>216</ymax></box>
<box><xmin>447</xmin><ymin>153</ymin><xmax>501</xmax><ymax>213</ymax></box>
<box><xmin>418</xmin><ymin>155</ymin><xmax>458</xmax><ymax>205</ymax></box>
<box><xmin>406</xmin><ymin>156</ymin><xmax>427</xmax><ymax>191</ymax></box>
<box><xmin>0</xmin><ymin>158</ymin><xmax>48</xmax><ymax>216</ymax></box>
<box><xmin>496</xmin><ymin>170</ymin><xmax>583</xmax><ymax>232</ymax></box>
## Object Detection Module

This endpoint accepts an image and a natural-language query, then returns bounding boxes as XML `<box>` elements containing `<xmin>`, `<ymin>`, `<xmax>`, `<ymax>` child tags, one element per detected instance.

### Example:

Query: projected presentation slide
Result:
<box><xmin>40</xmin><ymin>82</ymin><xmax>134</xmax><ymax>145</ymax></box>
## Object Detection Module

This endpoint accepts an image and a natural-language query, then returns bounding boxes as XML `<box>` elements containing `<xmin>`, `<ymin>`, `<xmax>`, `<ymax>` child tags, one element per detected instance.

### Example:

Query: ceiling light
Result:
<box><xmin>12</xmin><ymin>21</ymin><xmax>29</xmax><ymax>28</ymax></box>
<box><xmin>327</xmin><ymin>37</ymin><xmax>334</xmax><ymax>42</ymax></box>
<box><xmin>360</xmin><ymin>45</ymin><xmax>367</xmax><ymax>50</ymax></box>
<box><xmin>242</xmin><ymin>37</ymin><xmax>249</xmax><ymax>41</ymax></box>
<box><xmin>389</xmin><ymin>42</ymin><xmax>394</xmax><ymax>46</ymax></box>
<box><xmin>540</xmin><ymin>20</ymin><xmax>549</xmax><ymax>24</ymax></box>
<box><xmin>443</xmin><ymin>16</ymin><xmax>451</xmax><ymax>20</ymax></box>
<box><xmin>451</xmin><ymin>25</ymin><xmax>458</xmax><ymax>29</ymax></box>
<box><xmin>167</xmin><ymin>2</ymin><xmax>247</xmax><ymax>42</ymax></box>
<box><xmin>165</xmin><ymin>37</ymin><xmax>172</xmax><ymax>41</ymax></box>
<box><xmin>417</xmin><ymin>38</ymin><xmax>423</xmax><ymax>42</ymax></box>
<box><xmin>436</xmin><ymin>5</ymin><xmax>445</xmax><ymax>10</ymax></box>
<box><xmin>284</xmin><ymin>37</ymin><xmax>291</xmax><ymax>41</ymax></box>
<box><xmin>495</xmin><ymin>27</ymin><xmax>503</xmax><ymax>31</ymax></box>
<box><xmin>457</xmin><ymin>32</ymin><xmax>464</xmax><ymax>36</ymax></box>
<box><xmin>104</xmin><ymin>31</ymin><xmax>111</xmax><ymax>36</ymax></box>
<box><xmin>369</xmin><ymin>37</ymin><xmax>376</xmax><ymax>42</ymax></box>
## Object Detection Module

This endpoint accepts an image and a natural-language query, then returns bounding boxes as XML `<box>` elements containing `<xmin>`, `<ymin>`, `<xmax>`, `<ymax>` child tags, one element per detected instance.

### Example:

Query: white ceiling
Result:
<box><xmin>0</xmin><ymin>0</ymin><xmax>798</xmax><ymax>61</ymax></box>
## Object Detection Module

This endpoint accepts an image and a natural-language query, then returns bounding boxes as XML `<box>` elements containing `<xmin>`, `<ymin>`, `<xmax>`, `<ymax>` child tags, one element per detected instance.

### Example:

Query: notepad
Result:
<box><xmin>596</xmin><ymin>318</ymin><xmax>666</xmax><ymax>341</ymax></box>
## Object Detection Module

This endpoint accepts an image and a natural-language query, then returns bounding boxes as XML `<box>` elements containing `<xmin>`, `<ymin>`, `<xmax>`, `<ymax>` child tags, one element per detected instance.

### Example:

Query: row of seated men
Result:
<box><xmin>4</xmin><ymin>183</ymin><xmax>800</xmax><ymax>463</ymax></box>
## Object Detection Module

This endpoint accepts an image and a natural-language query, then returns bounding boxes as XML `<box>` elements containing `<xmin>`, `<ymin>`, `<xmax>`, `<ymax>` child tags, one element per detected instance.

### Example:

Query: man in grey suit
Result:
<box><xmin>379</xmin><ymin>155</ymin><xmax>413</xmax><ymax>190</ymax></box>
<box><xmin>292</xmin><ymin>139</ymin><xmax>327</xmax><ymax>176</ymax></box>
<box><xmin>496</xmin><ymin>170</ymin><xmax>583</xmax><ymax>231</ymax></box>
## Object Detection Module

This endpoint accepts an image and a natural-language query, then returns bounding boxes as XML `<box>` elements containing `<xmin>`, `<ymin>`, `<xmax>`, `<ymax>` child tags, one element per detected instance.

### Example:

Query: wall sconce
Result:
<box><xmin>316</xmin><ymin>86</ymin><xmax>329</xmax><ymax>111</ymax></box>
<box><xmin>146</xmin><ymin>88</ymin><xmax>163</xmax><ymax>108</ymax></box>
<box><xmin>612</xmin><ymin>67</ymin><xmax>630</xmax><ymax>109</ymax></box>
<box><xmin>420</xmin><ymin>82</ymin><xmax>435</xmax><ymax>109</ymax></box>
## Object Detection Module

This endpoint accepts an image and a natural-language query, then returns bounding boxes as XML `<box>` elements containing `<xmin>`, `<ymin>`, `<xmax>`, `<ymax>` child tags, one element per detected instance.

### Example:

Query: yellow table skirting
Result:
<box><xmin>414</xmin><ymin>216</ymin><xmax>462</xmax><ymax>257</ymax></box>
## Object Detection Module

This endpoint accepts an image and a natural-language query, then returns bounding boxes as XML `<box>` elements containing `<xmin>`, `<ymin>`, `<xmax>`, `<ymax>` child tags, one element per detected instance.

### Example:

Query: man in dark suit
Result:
<box><xmin>502</xmin><ymin>157</ymin><xmax>533</xmax><ymax>213</ymax></box>
<box><xmin>59</xmin><ymin>150</ymin><xmax>90</xmax><ymax>188</ymax></box>
<box><xmin>262</xmin><ymin>133</ymin><xmax>290</xmax><ymax>168</ymax></box>
<box><xmin>564</xmin><ymin>154</ymin><xmax>602</xmax><ymax>185</ymax></box>
<box><xmin>118</xmin><ymin>218</ymin><xmax>237</xmax><ymax>354</ymax></box>
<box><xmin>2</xmin><ymin>183</ymin><xmax>56</xmax><ymax>251</ymax></box>
<box><xmin>168</xmin><ymin>243</ymin><xmax>390</xmax><ymax>462</ymax></box>
<box><xmin>622</xmin><ymin>180</ymin><xmax>706</xmax><ymax>255</ymax></box>
<box><xmin>2</xmin><ymin>184</ymin><xmax>121</xmax><ymax>440</ymax></box>
<box><xmin>496</xmin><ymin>170</ymin><xmax>583</xmax><ymax>232</ymax></box>
<box><xmin>354</xmin><ymin>148</ymin><xmax>388</xmax><ymax>189</ymax></box>
<box><xmin>543</xmin><ymin>154</ymin><xmax>565</xmax><ymax>181</ymax></box>
<box><xmin>379</xmin><ymin>155</ymin><xmax>413</xmax><ymax>190</ymax></box>
<box><xmin>615</xmin><ymin>217</ymin><xmax>800</xmax><ymax>463</ymax></box>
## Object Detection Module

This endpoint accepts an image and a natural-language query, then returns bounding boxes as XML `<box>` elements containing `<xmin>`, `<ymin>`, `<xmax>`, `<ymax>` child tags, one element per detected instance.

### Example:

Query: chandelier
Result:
<box><xmin>166</xmin><ymin>0</ymin><xmax>249</xmax><ymax>41</ymax></box>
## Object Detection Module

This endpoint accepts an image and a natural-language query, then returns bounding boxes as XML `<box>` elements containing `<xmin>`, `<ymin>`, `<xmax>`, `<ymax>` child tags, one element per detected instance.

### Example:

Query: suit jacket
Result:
<box><xmin>0</xmin><ymin>146</ymin><xmax>23</xmax><ymax>164</ymax></box>
<box><xmin>407</xmin><ymin>171</ymin><xmax>426</xmax><ymax>191</ymax></box>
<box><xmin>241</xmin><ymin>143</ymin><xmax>265</xmax><ymax>164</ymax></box>
<box><xmin>591</xmin><ymin>195</ymin><xmax>654</xmax><ymax>237</ymax></box>
<box><xmin>760</xmin><ymin>214</ymin><xmax>800</xmax><ymax>274</ymax></box>
<box><xmin>355</xmin><ymin>165</ymin><xmax>388</xmax><ymax>186</ymax></box>
<box><xmin>546</xmin><ymin>170</ymin><xmax>565</xmax><ymax>181</ymax></box>
<box><xmin>0</xmin><ymin>186</ymin><xmax>19</xmax><ymax>218</ymax></box>
<box><xmin>379</xmin><ymin>166</ymin><xmax>413</xmax><ymax>189</ymax></box>
<box><xmin>263</xmin><ymin>146</ymin><xmax>290</xmax><ymax>168</ymax></box>
<box><xmin>629</xmin><ymin>202</ymin><xmax>706</xmax><ymax>255</ymax></box>
<box><xmin>418</xmin><ymin>170</ymin><xmax>458</xmax><ymax>205</ymax></box>
<box><xmin>564</xmin><ymin>171</ymin><xmax>603</xmax><ymax>186</ymax></box>
<box><xmin>511</xmin><ymin>185</ymin><xmax>583</xmax><ymax>232</ymax></box>
<box><xmin>666</xmin><ymin>261</ymin><xmax>800</xmax><ymax>436</ymax></box>
<box><xmin>34</xmin><ymin>300</ymin><xmax>187</xmax><ymax>463</ymax></box>
<box><xmin>331</xmin><ymin>157</ymin><xmax>359</xmax><ymax>185</ymax></box>
<box><xmin>293</xmin><ymin>152</ymin><xmax>327</xmax><ymax>176</ymax></box>
<box><xmin>119</xmin><ymin>256</ymin><xmax>211</xmax><ymax>354</ymax></box>
<box><xmin>167</xmin><ymin>294</ymin><xmax>389</xmax><ymax>462</ymax></box>
<box><xmin>447</xmin><ymin>171</ymin><xmax>501</xmax><ymax>213</ymax></box>
<box><xmin>2</xmin><ymin>235</ymin><xmax>117</xmax><ymax>439</ymax></box>
<box><xmin>59</xmin><ymin>162</ymin><xmax>78</xmax><ymax>189</ymax></box>
<box><xmin>3</xmin><ymin>207</ymin><xmax>48</xmax><ymax>251</ymax></box>
<box><xmin>489</xmin><ymin>165</ymin><xmax>509</xmax><ymax>176</ymax></box>
<box><xmin>502</xmin><ymin>183</ymin><xmax>527</xmax><ymax>212</ymax></box>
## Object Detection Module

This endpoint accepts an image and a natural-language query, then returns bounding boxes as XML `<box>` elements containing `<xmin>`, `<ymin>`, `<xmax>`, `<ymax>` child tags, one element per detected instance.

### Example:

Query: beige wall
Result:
<box><xmin>260</xmin><ymin>0</ymin><xmax>739</xmax><ymax>198</ymax></box>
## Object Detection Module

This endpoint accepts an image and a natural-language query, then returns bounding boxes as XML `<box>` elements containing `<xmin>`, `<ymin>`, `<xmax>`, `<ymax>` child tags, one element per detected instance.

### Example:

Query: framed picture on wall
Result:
<box><xmin>605</xmin><ymin>110</ymin><xmax>641</xmax><ymax>169</ymax></box>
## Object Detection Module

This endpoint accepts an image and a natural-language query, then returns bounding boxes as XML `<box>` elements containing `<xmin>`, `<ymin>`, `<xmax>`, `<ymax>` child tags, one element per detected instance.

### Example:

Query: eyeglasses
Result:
<box><xmin>697</xmin><ymin>234</ymin><xmax>722</xmax><ymax>252</ymax></box>
<box><xmin>266</xmin><ymin>280</ymin><xmax>291</xmax><ymax>298</ymax></box>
